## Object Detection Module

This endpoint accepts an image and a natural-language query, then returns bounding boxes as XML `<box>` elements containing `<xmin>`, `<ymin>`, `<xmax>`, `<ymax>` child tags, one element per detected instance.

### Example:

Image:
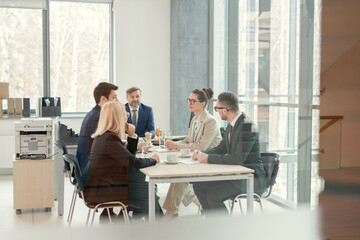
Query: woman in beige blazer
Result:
<box><xmin>163</xmin><ymin>88</ymin><xmax>222</xmax><ymax>219</ymax></box>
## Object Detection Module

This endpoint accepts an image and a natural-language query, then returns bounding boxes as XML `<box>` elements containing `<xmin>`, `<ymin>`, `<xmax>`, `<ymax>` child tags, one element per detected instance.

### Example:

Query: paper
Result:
<box><xmin>153</xmin><ymin>148</ymin><xmax>178</xmax><ymax>153</ymax></box>
<box><xmin>179</xmin><ymin>159</ymin><xmax>199</xmax><ymax>165</ymax></box>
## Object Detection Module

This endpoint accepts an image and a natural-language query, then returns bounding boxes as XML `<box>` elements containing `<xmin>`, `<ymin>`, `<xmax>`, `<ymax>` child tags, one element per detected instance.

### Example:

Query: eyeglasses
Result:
<box><xmin>187</xmin><ymin>98</ymin><xmax>202</xmax><ymax>105</ymax></box>
<box><xmin>126</xmin><ymin>111</ymin><xmax>130</xmax><ymax>118</ymax></box>
<box><xmin>214</xmin><ymin>106</ymin><xmax>230</xmax><ymax>112</ymax></box>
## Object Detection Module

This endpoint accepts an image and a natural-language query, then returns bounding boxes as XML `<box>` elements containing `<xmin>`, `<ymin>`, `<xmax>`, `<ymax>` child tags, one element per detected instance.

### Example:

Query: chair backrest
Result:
<box><xmin>63</xmin><ymin>154</ymin><xmax>84</xmax><ymax>190</ymax></box>
<box><xmin>55</xmin><ymin>140</ymin><xmax>68</xmax><ymax>155</ymax></box>
<box><xmin>261</xmin><ymin>152</ymin><xmax>280</xmax><ymax>198</ymax></box>
<box><xmin>55</xmin><ymin>140</ymin><xmax>72</xmax><ymax>174</ymax></box>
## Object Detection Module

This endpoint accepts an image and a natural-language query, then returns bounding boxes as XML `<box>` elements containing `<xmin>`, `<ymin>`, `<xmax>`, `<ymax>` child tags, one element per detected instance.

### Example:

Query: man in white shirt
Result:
<box><xmin>192</xmin><ymin>91</ymin><xmax>267</xmax><ymax>214</ymax></box>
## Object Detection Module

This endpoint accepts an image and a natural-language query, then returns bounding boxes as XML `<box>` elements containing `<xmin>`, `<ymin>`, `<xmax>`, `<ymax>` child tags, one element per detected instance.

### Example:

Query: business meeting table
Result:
<box><xmin>140</xmin><ymin>147</ymin><xmax>255</xmax><ymax>222</ymax></box>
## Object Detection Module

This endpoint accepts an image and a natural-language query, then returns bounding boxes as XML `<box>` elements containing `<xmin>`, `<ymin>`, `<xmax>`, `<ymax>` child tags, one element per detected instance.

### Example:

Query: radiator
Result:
<box><xmin>0</xmin><ymin>135</ymin><xmax>15</xmax><ymax>169</ymax></box>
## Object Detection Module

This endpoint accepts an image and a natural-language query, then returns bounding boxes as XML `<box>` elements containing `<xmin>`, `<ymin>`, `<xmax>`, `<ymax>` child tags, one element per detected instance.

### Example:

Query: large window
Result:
<box><xmin>50</xmin><ymin>1</ymin><xmax>111</xmax><ymax>112</ymax></box>
<box><xmin>0</xmin><ymin>8</ymin><xmax>43</xmax><ymax>110</ymax></box>
<box><xmin>212</xmin><ymin>0</ymin><xmax>321</xmax><ymax>207</ymax></box>
<box><xmin>0</xmin><ymin>0</ymin><xmax>113</xmax><ymax>113</ymax></box>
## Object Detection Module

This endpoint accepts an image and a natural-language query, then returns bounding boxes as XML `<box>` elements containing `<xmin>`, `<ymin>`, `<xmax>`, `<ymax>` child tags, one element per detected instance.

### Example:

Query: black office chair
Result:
<box><xmin>230</xmin><ymin>152</ymin><xmax>280</xmax><ymax>214</ymax></box>
<box><xmin>63</xmin><ymin>153</ymin><xmax>129</xmax><ymax>226</ymax></box>
<box><xmin>54</xmin><ymin>140</ymin><xmax>78</xmax><ymax>224</ymax></box>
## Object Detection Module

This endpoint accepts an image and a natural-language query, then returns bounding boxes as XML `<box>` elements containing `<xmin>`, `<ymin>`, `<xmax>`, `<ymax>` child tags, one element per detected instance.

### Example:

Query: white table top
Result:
<box><xmin>140</xmin><ymin>148</ymin><xmax>254</xmax><ymax>178</ymax></box>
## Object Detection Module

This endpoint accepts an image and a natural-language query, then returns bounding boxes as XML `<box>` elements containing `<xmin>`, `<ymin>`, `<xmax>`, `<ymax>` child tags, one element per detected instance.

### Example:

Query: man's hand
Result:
<box><xmin>192</xmin><ymin>150</ymin><xmax>208</xmax><ymax>163</ymax></box>
<box><xmin>165</xmin><ymin>141</ymin><xmax>177</xmax><ymax>150</ymax></box>
<box><xmin>145</xmin><ymin>132</ymin><xmax>152</xmax><ymax>140</ymax></box>
<box><xmin>125</xmin><ymin>122</ymin><xmax>136</xmax><ymax>136</ymax></box>
<box><xmin>151</xmin><ymin>154</ymin><xmax>160</xmax><ymax>164</ymax></box>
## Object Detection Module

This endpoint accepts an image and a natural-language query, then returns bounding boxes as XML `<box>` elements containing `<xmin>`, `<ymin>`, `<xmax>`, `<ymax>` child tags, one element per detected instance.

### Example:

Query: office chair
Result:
<box><xmin>54</xmin><ymin>140</ymin><xmax>78</xmax><ymax>224</ymax></box>
<box><xmin>63</xmin><ymin>154</ymin><xmax>130</xmax><ymax>226</ymax></box>
<box><xmin>230</xmin><ymin>152</ymin><xmax>280</xmax><ymax>214</ymax></box>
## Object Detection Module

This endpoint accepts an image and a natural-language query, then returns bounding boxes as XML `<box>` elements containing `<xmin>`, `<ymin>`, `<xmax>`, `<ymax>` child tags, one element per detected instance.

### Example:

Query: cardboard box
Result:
<box><xmin>0</xmin><ymin>82</ymin><xmax>9</xmax><ymax>99</ymax></box>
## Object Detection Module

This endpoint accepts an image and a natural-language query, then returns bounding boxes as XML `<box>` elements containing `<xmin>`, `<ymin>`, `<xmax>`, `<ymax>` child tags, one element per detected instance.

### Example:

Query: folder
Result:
<box><xmin>7</xmin><ymin>98</ymin><xmax>15</xmax><ymax>117</ymax></box>
<box><xmin>23</xmin><ymin>98</ymin><xmax>30</xmax><ymax>117</ymax></box>
<box><xmin>15</xmin><ymin>98</ymin><xmax>22</xmax><ymax>117</ymax></box>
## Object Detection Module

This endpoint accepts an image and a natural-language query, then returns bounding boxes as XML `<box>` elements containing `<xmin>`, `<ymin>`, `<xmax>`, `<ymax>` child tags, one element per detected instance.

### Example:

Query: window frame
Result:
<box><xmin>1</xmin><ymin>0</ymin><xmax>114</xmax><ymax>114</ymax></box>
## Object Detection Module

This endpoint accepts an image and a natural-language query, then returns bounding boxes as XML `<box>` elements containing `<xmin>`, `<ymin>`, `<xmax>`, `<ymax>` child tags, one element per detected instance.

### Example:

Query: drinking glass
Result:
<box><xmin>141</xmin><ymin>141</ymin><xmax>150</xmax><ymax>157</ymax></box>
<box><xmin>159</xmin><ymin>132</ymin><xmax>166</xmax><ymax>148</ymax></box>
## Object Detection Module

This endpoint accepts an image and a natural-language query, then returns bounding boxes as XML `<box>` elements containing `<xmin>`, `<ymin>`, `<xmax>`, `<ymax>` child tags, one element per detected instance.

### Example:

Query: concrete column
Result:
<box><xmin>170</xmin><ymin>0</ymin><xmax>209</xmax><ymax>135</ymax></box>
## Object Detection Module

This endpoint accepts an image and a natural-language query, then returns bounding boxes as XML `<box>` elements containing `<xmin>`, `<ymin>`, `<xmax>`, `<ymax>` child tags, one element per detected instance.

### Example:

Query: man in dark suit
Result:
<box><xmin>192</xmin><ymin>91</ymin><xmax>266</xmax><ymax>214</ymax></box>
<box><xmin>125</xmin><ymin>87</ymin><xmax>155</xmax><ymax>139</ymax></box>
<box><xmin>76</xmin><ymin>82</ymin><xmax>118</xmax><ymax>174</ymax></box>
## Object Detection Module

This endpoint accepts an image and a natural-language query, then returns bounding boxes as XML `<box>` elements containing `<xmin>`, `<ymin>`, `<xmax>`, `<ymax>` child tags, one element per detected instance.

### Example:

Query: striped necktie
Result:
<box><xmin>132</xmin><ymin>109</ymin><xmax>137</xmax><ymax>128</ymax></box>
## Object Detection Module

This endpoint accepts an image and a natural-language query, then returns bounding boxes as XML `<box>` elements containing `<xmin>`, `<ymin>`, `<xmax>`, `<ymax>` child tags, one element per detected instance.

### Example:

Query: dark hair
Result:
<box><xmin>217</xmin><ymin>91</ymin><xmax>239</xmax><ymax>112</ymax></box>
<box><xmin>93</xmin><ymin>82</ymin><xmax>118</xmax><ymax>104</ymax></box>
<box><xmin>192</xmin><ymin>88</ymin><xmax>214</xmax><ymax>108</ymax></box>
<box><xmin>126</xmin><ymin>87</ymin><xmax>142</xmax><ymax>95</ymax></box>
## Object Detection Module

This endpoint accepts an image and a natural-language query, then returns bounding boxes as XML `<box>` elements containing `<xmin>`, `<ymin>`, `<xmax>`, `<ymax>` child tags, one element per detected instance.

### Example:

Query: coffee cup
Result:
<box><xmin>166</xmin><ymin>154</ymin><xmax>178</xmax><ymax>163</ymax></box>
<box><xmin>180</xmin><ymin>149</ymin><xmax>191</xmax><ymax>157</ymax></box>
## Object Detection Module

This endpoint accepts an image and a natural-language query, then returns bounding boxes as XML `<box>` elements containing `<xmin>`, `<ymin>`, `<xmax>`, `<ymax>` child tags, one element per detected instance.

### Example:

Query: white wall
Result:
<box><xmin>113</xmin><ymin>0</ymin><xmax>171</xmax><ymax>131</ymax></box>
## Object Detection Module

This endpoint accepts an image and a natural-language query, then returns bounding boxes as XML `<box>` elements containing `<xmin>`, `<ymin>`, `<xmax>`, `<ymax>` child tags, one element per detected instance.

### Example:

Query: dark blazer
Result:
<box><xmin>204</xmin><ymin>113</ymin><xmax>267</xmax><ymax>194</ymax></box>
<box><xmin>125</xmin><ymin>103</ymin><xmax>155</xmax><ymax>137</ymax></box>
<box><xmin>76</xmin><ymin>105</ymin><xmax>101</xmax><ymax>173</ymax></box>
<box><xmin>84</xmin><ymin>131</ymin><xmax>157</xmax><ymax>205</ymax></box>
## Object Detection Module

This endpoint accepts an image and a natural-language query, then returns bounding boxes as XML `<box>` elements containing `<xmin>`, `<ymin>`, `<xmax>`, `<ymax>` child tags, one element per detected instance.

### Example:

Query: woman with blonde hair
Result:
<box><xmin>84</xmin><ymin>101</ymin><xmax>162</xmax><ymax>219</ymax></box>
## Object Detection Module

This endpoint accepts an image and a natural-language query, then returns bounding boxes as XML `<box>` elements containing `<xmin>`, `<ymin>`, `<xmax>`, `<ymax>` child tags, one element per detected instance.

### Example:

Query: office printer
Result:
<box><xmin>15</xmin><ymin>119</ymin><xmax>53</xmax><ymax>159</ymax></box>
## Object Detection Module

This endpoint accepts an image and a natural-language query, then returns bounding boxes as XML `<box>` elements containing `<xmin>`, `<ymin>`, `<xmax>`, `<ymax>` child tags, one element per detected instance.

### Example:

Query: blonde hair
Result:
<box><xmin>91</xmin><ymin>101</ymin><xmax>126</xmax><ymax>139</ymax></box>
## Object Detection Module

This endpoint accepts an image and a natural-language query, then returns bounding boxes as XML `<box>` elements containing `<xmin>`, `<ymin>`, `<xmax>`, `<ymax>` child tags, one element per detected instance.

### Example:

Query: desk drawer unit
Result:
<box><xmin>13</xmin><ymin>159</ymin><xmax>54</xmax><ymax>214</ymax></box>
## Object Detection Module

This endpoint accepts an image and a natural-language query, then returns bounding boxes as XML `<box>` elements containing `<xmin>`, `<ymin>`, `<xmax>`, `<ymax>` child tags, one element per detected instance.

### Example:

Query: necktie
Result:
<box><xmin>132</xmin><ymin>110</ymin><xmax>137</xmax><ymax>128</ymax></box>
<box><xmin>228</xmin><ymin>125</ymin><xmax>233</xmax><ymax>142</ymax></box>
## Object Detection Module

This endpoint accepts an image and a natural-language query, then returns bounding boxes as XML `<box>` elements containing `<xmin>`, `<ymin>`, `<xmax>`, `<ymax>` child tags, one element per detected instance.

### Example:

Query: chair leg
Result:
<box><xmin>69</xmin><ymin>195</ymin><xmax>77</xmax><ymax>224</ymax></box>
<box><xmin>227</xmin><ymin>199</ymin><xmax>232</xmax><ymax>215</ymax></box>
<box><xmin>106</xmin><ymin>208</ymin><xmax>112</xmax><ymax>223</ymax></box>
<box><xmin>67</xmin><ymin>186</ymin><xmax>77</xmax><ymax>223</ymax></box>
<box><xmin>86</xmin><ymin>209</ymin><xmax>91</xmax><ymax>227</ymax></box>
<box><xmin>197</xmin><ymin>204</ymin><xmax>202</xmax><ymax>216</ymax></box>
<box><xmin>120</xmin><ymin>207</ymin><xmax>130</xmax><ymax>223</ymax></box>
<box><xmin>255</xmin><ymin>196</ymin><xmax>263</xmax><ymax>213</ymax></box>
<box><xmin>230</xmin><ymin>199</ymin><xmax>236</xmax><ymax>215</ymax></box>
<box><xmin>238</xmin><ymin>199</ymin><xmax>244</xmax><ymax>215</ymax></box>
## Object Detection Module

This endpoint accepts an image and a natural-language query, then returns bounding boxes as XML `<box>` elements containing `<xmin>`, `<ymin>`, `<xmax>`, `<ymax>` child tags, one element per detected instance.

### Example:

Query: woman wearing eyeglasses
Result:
<box><xmin>163</xmin><ymin>88</ymin><xmax>222</xmax><ymax>219</ymax></box>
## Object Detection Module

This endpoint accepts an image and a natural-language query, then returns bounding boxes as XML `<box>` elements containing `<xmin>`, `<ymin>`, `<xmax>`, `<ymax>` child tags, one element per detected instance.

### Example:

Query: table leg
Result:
<box><xmin>58</xmin><ymin>155</ymin><xmax>64</xmax><ymax>216</ymax></box>
<box><xmin>247</xmin><ymin>174</ymin><xmax>254</xmax><ymax>214</ymax></box>
<box><xmin>149</xmin><ymin>180</ymin><xmax>155</xmax><ymax>223</ymax></box>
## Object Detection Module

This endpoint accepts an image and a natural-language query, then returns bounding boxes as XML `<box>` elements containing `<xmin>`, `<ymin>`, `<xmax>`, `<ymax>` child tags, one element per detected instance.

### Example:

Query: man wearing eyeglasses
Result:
<box><xmin>192</xmin><ymin>91</ymin><xmax>266</xmax><ymax>215</ymax></box>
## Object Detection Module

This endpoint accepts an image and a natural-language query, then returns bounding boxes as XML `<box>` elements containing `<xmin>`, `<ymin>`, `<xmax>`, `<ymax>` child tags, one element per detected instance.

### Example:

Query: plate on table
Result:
<box><xmin>164</xmin><ymin>160</ymin><xmax>179</xmax><ymax>165</ymax></box>
<box><xmin>177</xmin><ymin>154</ymin><xmax>191</xmax><ymax>158</ymax></box>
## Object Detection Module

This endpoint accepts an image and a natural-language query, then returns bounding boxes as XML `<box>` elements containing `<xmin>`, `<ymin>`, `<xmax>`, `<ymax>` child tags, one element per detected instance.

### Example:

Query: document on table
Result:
<box><xmin>179</xmin><ymin>159</ymin><xmax>199</xmax><ymax>164</ymax></box>
<box><xmin>153</xmin><ymin>148</ymin><xmax>178</xmax><ymax>153</ymax></box>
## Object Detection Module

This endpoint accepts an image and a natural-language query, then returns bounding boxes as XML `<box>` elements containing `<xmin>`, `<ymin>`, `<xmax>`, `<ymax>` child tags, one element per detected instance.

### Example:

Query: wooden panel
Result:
<box><xmin>13</xmin><ymin>159</ymin><xmax>54</xmax><ymax>209</ymax></box>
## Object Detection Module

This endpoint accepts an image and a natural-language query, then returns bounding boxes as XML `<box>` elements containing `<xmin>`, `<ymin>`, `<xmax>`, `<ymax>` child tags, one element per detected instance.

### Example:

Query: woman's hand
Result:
<box><xmin>165</xmin><ymin>141</ymin><xmax>177</xmax><ymax>150</ymax></box>
<box><xmin>125</xmin><ymin>122</ymin><xmax>136</xmax><ymax>137</ymax></box>
<box><xmin>151</xmin><ymin>154</ymin><xmax>160</xmax><ymax>164</ymax></box>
